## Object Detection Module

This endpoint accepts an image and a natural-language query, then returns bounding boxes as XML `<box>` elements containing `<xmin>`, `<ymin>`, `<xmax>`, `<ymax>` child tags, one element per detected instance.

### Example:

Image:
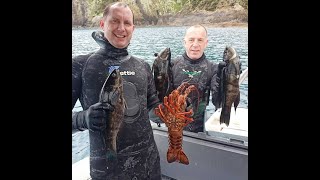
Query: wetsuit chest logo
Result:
<box><xmin>107</xmin><ymin>66</ymin><xmax>135</xmax><ymax>76</ymax></box>
<box><xmin>120</xmin><ymin>71</ymin><xmax>135</xmax><ymax>76</ymax></box>
<box><xmin>108</xmin><ymin>66</ymin><xmax>120</xmax><ymax>74</ymax></box>
<box><xmin>182</xmin><ymin>69</ymin><xmax>201</xmax><ymax>78</ymax></box>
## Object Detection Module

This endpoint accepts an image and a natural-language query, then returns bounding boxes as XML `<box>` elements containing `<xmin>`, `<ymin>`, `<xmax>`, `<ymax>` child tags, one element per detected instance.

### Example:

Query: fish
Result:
<box><xmin>152</xmin><ymin>47</ymin><xmax>173</xmax><ymax>102</ymax></box>
<box><xmin>219</xmin><ymin>46</ymin><xmax>241</xmax><ymax>126</ymax></box>
<box><xmin>99</xmin><ymin>68</ymin><xmax>126</xmax><ymax>160</ymax></box>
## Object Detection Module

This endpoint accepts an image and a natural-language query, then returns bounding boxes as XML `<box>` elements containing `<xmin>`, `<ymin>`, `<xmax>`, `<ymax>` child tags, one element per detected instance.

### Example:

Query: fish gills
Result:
<box><xmin>99</xmin><ymin>69</ymin><xmax>125</xmax><ymax>159</ymax></box>
<box><xmin>152</xmin><ymin>47</ymin><xmax>173</xmax><ymax>102</ymax></box>
<box><xmin>220</xmin><ymin>46</ymin><xmax>241</xmax><ymax>126</ymax></box>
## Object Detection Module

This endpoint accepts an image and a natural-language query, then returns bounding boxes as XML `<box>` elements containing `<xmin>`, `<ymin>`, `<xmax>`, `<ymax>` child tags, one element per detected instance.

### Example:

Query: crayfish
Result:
<box><xmin>154</xmin><ymin>82</ymin><xmax>198</xmax><ymax>165</ymax></box>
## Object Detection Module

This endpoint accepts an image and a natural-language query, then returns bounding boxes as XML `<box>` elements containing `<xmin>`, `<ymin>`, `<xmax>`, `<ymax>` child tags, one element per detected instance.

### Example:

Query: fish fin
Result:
<box><xmin>123</xmin><ymin>98</ymin><xmax>128</xmax><ymax>110</ymax></box>
<box><xmin>106</xmin><ymin>150</ymin><xmax>117</xmax><ymax>162</ymax></box>
<box><xmin>234</xmin><ymin>91</ymin><xmax>240</xmax><ymax>112</ymax></box>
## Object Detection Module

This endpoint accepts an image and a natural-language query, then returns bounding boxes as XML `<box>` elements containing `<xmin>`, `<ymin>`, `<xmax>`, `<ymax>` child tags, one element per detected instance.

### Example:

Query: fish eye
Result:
<box><xmin>112</xmin><ymin>72</ymin><xmax>116</xmax><ymax>77</ymax></box>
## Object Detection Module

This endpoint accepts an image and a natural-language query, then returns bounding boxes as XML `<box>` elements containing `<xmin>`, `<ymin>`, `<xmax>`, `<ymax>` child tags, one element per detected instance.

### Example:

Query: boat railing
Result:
<box><xmin>239</xmin><ymin>67</ymin><xmax>248</xmax><ymax>85</ymax></box>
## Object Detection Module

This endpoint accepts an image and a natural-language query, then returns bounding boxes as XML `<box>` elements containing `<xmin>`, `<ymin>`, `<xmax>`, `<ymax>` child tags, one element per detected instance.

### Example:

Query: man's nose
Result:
<box><xmin>118</xmin><ymin>22</ymin><xmax>125</xmax><ymax>31</ymax></box>
<box><xmin>192</xmin><ymin>40</ymin><xmax>200</xmax><ymax>46</ymax></box>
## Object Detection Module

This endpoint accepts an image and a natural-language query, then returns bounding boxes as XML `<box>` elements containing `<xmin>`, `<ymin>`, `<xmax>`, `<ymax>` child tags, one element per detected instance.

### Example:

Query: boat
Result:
<box><xmin>72</xmin><ymin>68</ymin><xmax>248</xmax><ymax>180</ymax></box>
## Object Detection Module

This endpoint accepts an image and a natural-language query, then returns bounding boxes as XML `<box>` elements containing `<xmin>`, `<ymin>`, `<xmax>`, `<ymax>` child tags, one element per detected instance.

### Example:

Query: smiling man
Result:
<box><xmin>100</xmin><ymin>2</ymin><xmax>134</xmax><ymax>49</ymax></box>
<box><xmin>168</xmin><ymin>25</ymin><xmax>225</xmax><ymax>133</ymax></box>
<box><xmin>72</xmin><ymin>2</ymin><xmax>162</xmax><ymax>180</ymax></box>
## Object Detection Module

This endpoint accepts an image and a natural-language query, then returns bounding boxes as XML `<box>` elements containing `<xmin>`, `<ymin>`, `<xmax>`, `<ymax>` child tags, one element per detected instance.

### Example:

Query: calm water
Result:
<box><xmin>72</xmin><ymin>26</ymin><xmax>248</xmax><ymax>164</ymax></box>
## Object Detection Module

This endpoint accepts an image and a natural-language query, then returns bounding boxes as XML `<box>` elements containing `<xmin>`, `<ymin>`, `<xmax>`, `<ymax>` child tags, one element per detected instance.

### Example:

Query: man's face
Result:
<box><xmin>100</xmin><ymin>5</ymin><xmax>135</xmax><ymax>49</ymax></box>
<box><xmin>183</xmin><ymin>27</ymin><xmax>208</xmax><ymax>60</ymax></box>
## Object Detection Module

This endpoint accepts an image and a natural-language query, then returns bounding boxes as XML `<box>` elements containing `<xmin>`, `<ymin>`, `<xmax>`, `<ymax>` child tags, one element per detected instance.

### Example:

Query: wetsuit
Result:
<box><xmin>72</xmin><ymin>31</ymin><xmax>161</xmax><ymax>180</ymax></box>
<box><xmin>171</xmin><ymin>53</ymin><xmax>219</xmax><ymax>133</ymax></box>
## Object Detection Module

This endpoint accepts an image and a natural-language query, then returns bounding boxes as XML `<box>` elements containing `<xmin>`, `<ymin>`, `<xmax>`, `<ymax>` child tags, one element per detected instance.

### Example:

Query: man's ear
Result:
<box><xmin>99</xmin><ymin>19</ymin><xmax>104</xmax><ymax>29</ymax></box>
<box><xmin>204</xmin><ymin>39</ymin><xmax>208</xmax><ymax>49</ymax></box>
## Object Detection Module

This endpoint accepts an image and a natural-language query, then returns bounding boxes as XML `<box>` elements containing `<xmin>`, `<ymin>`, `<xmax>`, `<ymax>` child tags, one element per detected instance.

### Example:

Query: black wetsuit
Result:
<box><xmin>72</xmin><ymin>31</ymin><xmax>161</xmax><ymax>180</ymax></box>
<box><xmin>171</xmin><ymin>53</ymin><xmax>219</xmax><ymax>133</ymax></box>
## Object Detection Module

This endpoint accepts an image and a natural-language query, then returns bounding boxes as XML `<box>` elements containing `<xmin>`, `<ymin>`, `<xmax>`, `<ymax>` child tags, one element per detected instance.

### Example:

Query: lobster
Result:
<box><xmin>154</xmin><ymin>82</ymin><xmax>199</xmax><ymax>165</ymax></box>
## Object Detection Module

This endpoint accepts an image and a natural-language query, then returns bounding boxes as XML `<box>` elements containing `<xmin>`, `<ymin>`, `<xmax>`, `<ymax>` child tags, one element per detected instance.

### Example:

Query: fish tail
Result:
<box><xmin>106</xmin><ymin>149</ymin><xmax>117</xmax><ymax>162</ymax></box>
<box><xmin>105</xmin><ymin>135</ymin><xmax>118</xmax><ymax>161</ymax></box>
<box><xmin>234</xmin><ymin>91</ymin><xmax>240</xmax><ymax>112</ymax></box>
<box><xmin>104</xmin><ymin>149</ymin><xmax>118</xmax><ymax>178</ymax></box>
<box><xmin>220</xmin><ymin>107</ymin><xmax>231</xmax><ymax>126</ymax></box>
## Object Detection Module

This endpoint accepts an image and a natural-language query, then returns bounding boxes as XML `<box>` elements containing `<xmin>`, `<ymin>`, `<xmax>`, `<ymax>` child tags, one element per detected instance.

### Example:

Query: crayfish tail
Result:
<box><xmin>178</xmin><ymin>150</ymin><xmax>189</xmax><ymax>165</ymax></box>
<box><xmin>167</xmin><ymin>149</ymin><xmax>177</xmax><ymax>163</ymax></box>
<box><xmin>166</xmin><ymin>149</ymin><xmax>189</xmax><ymax>165</ymax></box>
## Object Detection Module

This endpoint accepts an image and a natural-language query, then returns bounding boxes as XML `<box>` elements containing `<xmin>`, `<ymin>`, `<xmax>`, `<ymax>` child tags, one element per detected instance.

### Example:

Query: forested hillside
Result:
<box><xmin>72</xmin><ymin>0</ymin><xmax>248</xmax><ymax>27</ymax></box>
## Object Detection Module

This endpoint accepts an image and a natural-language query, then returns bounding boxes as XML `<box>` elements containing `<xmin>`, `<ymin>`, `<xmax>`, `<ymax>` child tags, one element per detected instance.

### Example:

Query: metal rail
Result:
<box><xmin>239</xmin><ymin>67</ymin><xmax>248</xmax><ymax>85</ymax></box>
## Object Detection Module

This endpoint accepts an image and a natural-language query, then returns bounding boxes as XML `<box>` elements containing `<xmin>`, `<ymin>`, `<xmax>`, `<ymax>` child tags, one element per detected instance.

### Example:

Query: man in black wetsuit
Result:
<box><xmin>169</xmin><ymin>25</ymin><xmax>224</xmax><ymax>133</ymax></box>
<box><xmin>72</xmin><ymin>2</ymin><xmax>161</xmax><ymax>179</ymax></box>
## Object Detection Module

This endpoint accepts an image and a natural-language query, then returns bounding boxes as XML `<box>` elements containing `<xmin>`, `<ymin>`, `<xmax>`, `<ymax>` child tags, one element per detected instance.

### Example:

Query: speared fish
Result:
<box><xmin>152</xmin><ymin>47</ymin><xmax>173</xmax><ymax>102</ymax></box>
<box><xmin>99</xmin><ymin>68</ymin><xmax>126</xmax><ymax>170</ymax></box>
<box><xmin>217</xmin><ymin>46</ymin><xmax>241</xmax><ymax>126</ymax></box>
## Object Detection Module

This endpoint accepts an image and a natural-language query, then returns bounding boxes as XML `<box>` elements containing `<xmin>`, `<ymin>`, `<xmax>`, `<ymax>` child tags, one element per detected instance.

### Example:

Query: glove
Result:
<box><xmin>185</xmin><ymin>97</ymin><xmax>194</xmax><ymax>116</ymax></box>
<box><xmin>72</xmin><ymin>102</ymin><xmax>114</xmax><ymax>132</ymax></box>
<box><xmin>185</xmin><ymin>97</ymin><xmax>192</xmax><ymax>111</ymax></box>
<box><xmin>149</xmin><ymin>105</ymin><xmax>163</xmax><ymax>127</ymax></box>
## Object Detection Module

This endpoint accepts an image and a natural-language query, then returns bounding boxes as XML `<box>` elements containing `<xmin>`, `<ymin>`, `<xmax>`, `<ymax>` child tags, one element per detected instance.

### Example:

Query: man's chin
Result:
<box><xmin>190</xmin><ymin>55</ymin><xmax>201</xmax><ymax>60</ymax></box>
<box><xmin>113</xmin><ymin>42</ymin><xmax>128</xmax><ymax>49</ymax></box>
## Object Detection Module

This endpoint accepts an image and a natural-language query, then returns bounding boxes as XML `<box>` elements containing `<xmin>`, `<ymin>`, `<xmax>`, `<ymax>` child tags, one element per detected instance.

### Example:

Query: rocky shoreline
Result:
<box><xmin>73</xmin><ymin>4</ymin><xmax>247</xmax><ymax>29</ymax></box>
<box><xmin>72</xmin><ymin>22</ymin><xmax>247</xmax><ymax>30</ymax></box>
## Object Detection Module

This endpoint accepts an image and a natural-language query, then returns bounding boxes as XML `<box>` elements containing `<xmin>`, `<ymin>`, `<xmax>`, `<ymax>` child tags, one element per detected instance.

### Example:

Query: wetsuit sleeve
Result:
<box><xmin>145</xmin><ymin>62</ymin><xmax>161</xmax><ymax>111</ymax></box>
<box><xmin>72</xmin><ymin>54</ymin><xmax>91</xmax><ymax>109</ymax></box>
<box><xmin>72</xmin><ymin>54</ymin><xmax>92</xmax><ymax>133</ymax></box>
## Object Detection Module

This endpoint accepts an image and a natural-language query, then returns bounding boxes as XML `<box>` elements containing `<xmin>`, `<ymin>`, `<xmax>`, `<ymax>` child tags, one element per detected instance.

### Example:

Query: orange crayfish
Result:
<box><xmin>154</xmin><ymin>82</ymin><xmax>199</xmax><ymax>165</ymax></box>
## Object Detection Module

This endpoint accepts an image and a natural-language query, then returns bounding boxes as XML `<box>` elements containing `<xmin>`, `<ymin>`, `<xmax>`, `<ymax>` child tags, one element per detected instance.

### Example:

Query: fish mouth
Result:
<box><xmin>160</xmin><ymin>48</ymin><xmax>171</xmax><ymax>59</ymax></box>
<box><xmin>99</xmin><ymin>69</ymin><xmax>122</xmax><ymax>104</ymax></box>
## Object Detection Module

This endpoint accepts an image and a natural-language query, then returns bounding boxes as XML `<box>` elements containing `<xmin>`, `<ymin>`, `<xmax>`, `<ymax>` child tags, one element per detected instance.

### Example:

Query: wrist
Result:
<box><xmin>73</xmin><ymin>111</ymin><xmax>88</xmax><ymax>131</ymax></box>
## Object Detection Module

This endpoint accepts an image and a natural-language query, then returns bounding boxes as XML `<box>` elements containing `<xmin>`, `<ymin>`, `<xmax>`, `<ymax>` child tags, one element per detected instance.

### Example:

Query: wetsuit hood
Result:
<box><xmin>92</xmin><ymin>31</ymin><xmax>129</xmax><ymax>59</ymax></box>
<box><xmin>182</xmin><ymin>51</ymin><xmax>206</xmax><ymax>64</ymax></box>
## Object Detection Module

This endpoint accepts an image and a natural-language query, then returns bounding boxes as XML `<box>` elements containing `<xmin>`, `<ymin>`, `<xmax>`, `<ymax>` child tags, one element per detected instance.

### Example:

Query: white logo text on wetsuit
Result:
<box><xmin>120</xmin><ymin>71</ymin><xmax>135</xmax><ymax>76</ymax></box>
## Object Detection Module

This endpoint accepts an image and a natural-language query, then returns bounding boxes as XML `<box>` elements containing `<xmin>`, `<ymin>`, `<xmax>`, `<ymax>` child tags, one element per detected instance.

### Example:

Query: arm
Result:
<box><xmin>72</xmin><ymin>55</ymin><xmax>86</xmax><ymax>133</ymax></box>
<box><xmin>72</xmin><ymin>54</ymin><xmax>112</xmax><ymax>132</ymax></box>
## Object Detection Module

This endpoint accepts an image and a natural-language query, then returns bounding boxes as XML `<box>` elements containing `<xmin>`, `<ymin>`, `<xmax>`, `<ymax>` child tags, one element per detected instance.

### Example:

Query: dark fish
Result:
<box><xmin>219</xmin><ymin>46</ymin><xmax>241</xmax><ymax>126</ymax></box>
<box><xmin>99</xmin><ymin>68</ymin><xmax>125</xmax><ymax>160</ymax></box>
<box><xmin>152</xmin><ymin>47</ymin><xmax>173</xmax><ymax>102</ymax></box>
